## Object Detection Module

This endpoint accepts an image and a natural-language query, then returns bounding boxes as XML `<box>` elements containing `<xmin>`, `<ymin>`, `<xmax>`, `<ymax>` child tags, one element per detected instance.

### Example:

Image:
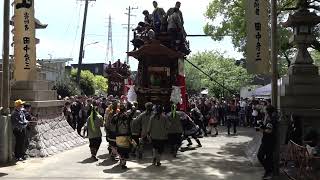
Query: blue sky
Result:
<box><xmin>0</xmin><ymin>0</ymin><xmax>243</xmax><ymax>70</ymax></box>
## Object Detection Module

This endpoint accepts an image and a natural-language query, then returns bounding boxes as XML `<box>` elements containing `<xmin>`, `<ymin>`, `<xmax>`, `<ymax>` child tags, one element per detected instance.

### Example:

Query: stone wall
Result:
<box><xmin>9</xmin><ymin>79</ymin><xmax>87</xmax><ymax>158</ymax></box>
<box><xmin>26</xmin><ymin>114</ymin><xmax>87</xmax><ymax>157</ymax></box>
<box><xmin>0</xmin><ymin>115</ymin><xmax>13</xmax><ymax>163</ymax></box>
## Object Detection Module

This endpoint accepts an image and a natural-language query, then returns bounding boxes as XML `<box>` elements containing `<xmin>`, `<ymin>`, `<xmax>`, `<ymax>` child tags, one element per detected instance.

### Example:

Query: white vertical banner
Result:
<box><xmin>246</xmin><ymin>0</ymin><xmax>270</xmax><ymax>74</ymax></box>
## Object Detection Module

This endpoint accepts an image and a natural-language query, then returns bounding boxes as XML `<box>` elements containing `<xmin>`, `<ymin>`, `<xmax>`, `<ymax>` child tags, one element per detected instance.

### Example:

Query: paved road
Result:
<box><xmin>0</xmin><ymin>127</ymin><xmax>264</xmax><ymax>180</ymax></box>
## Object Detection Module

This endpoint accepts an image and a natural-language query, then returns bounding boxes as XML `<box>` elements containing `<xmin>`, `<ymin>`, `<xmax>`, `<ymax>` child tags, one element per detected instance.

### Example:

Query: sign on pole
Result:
<box><xmin>13</xmin><ymin>0</ymin><xmax>37</xmax><ymax>81</ymax></box>
<box><xmin>245</xmin><ymin>0</ymin><xmax>270</xmax><ymax>74</ymax></box>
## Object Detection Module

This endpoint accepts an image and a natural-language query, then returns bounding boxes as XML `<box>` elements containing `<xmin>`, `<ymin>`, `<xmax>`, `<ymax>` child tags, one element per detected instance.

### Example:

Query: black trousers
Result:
<box><xmin>195</xmin><ymin>120</ymin><xmax>207</xmax><ymax>135</ymax></box>
<box><xmin>77</xmin><ymin>119</ymin><xmax>85</xmax><ymax>136</ymax></box>
<box><xmin>89</xmin><ymin>137</ymin><xmax>102</xmax><ymax>156</ymax></box>
<box><xmin>152</xmin><ymin>139</ymin><xmax>166</xmax><ymax>154</ymax></box>
<box><xmin>168</xmin><ymin>133</ymin><xmax>182</xmax><ymax>145</ymax></box>
<box><xmin>186</xmin><ymin>134</ymin><xmax>202</xmax><ymax>146</ymax></box>
<box><xmin>257</xmin><ymin>143</ymin><xmax>274</xmax><ymax>174</ymax></box>
<box><xmin>13</xmin><ymin>128</ymin><xmax>27</xmax><ymax>159</ymax></box>
<box><xmin>227</xmin><ymin>119</ymin><xmax>237</xmax><ymax>134</ymax></box>
<box><xmin>168</xmin><ymin>133</ymin><xmax>182</xmax><ymax>153</ymax></box>
<box><xmin>219</xmin><ymin>114</ymin><xmax>225</xmax><ymax>126</ymax></box>
<box><xmin>132</xmin><ymin>135</ymin><xmax>140</xmax><ymax>147</ymax></box>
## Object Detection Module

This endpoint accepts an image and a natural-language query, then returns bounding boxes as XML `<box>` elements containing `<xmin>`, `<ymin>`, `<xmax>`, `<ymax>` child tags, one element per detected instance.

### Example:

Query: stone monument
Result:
<box><xmin>280</xmin><ymin>2</ymin><xmax>320</xmax><ymax>140</ymax></box>
<box><xmin>10</xmin><ymin>0</ymin><xmax>86</xmax><ymax>158</ymax></box>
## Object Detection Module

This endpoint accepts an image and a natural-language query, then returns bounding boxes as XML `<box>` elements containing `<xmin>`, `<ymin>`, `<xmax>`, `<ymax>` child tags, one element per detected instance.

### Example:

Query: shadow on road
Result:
<box><xmin>0</xmin><ymin>161</ymin><xmax>17</xmax><ymax>168</ymax></box>
<box><xmin>78</xmin><ymin>157</ymin><xmax>98</xmax><ymax>164</ymax></box>
<box><xmin>97</xmin><ymin>158</ymin><xmax>118</xmax><ymax>166</ymax></box>
<box><xmin>97</xmin><ymin>153</ymin><xmax>109</xmax><ymax>159</ymax></box>
<box><xmin>101</xmin><ymin>128</ymin><xmax>263</xmax><ymax>179</ymax></box>
<box><xmin>0</xmin><ymin>173</ymin><xmax>8</xmax><ymax>177</ymax></box>
<box><xmin>103</xmin><ymin>164</ymin><xmax>130</xmax><ymax>174</ymax></box>
<box><xmin>180</xmin><ymin>146</ymin><xmax>197</xmax><ymax>152</ymax></box>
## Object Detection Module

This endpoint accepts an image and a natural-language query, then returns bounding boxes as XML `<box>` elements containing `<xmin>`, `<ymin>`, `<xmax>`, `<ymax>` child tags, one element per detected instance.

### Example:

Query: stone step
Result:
<box><xmin>288</xmin><ymin>64</ymin><xmax>319</xmax><ymax>76</ymax></box>
<box><xmin>11</xmin><ymin>81</ymin><xmax>53</xmax><ymax>91</ymax></box>
<box><xmin>282</xmin><ymin>75</ymin><xmax>320</xmax><ymax>85</ymax></box>
<box><xmin>281</xmin><ymin>107</ymin><xmax>320</xmax><ymax>117</ymax></box>
<box><xmin>11</xmin><ymin>90</ymin><xmax>57</xmax><ymax>101</ymax></box>
<box><xmin>280</xmin><ymin>84</ymin><xmax>320</xmax><ymax>96</ymax></box>
<box><xmin>280</xmin><ymin>96</ymin><xmax>320</xmax><ymax>109</ymax></box>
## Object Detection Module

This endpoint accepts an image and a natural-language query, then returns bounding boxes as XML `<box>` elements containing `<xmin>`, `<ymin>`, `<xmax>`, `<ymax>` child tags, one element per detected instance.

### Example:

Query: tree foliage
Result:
<box><xmin>204</xmin><ymin>0</ymin><xmax>320</xmax><ymax>76</ymax></box>
<box><xmin>185</xmin><ymin>51</ymin><xmax>253</xmax><ymax>97</ymax></box>
<box><xmin>311</xmin><ymin>50</ymin><xmax>320</xmax><ymax>66</ymax></box>
<box><xmin>204</xmin><ymin>0</ymin><xmax>296</xmax><ymax>52</ymax></box>
<box><xmin>53</xmin><ymin>75</ymin><xmax>81</xmax><ymax>98</ymax></box>
<box><xmin>93</xmin><ymin>75</ymin><xmax>108</xmax><ymax>95</ymax></box>
<box><xmin>70</xmin><ymin>69</ymin><xmax>108</xmax><ymax>96</ymax></box>
<box><xmin>70</xmin><ymin>69</ymin><xmax>95</xmax><ymax>96</ymax></box>
<box><xmin>204</xmin><ymin>0</ymin><xmax>247</xmax><ymax>51</ymax></box>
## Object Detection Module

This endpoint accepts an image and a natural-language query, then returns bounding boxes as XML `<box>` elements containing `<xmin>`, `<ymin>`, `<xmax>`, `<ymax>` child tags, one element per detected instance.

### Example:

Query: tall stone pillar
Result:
<box><xmin>280</xmin><ymin>8</ymin><xmax>320</xmax><ymax>141</ymax></box>
<box><xmin>13</xmin><ymin>0</ymin><xmax>37</xmax><ymax>81</ymax></box>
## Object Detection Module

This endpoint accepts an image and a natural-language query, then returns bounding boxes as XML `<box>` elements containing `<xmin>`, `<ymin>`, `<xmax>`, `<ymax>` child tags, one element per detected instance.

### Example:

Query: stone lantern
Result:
<box><xmin>283</xmin><ymin>8</ymin><xmax>320</xmax><ymax>65</ymax></box>
<box><xmin>279</xmin><ymin>2</ymin><xmax>320</xmax><ymax>148</ymax></box>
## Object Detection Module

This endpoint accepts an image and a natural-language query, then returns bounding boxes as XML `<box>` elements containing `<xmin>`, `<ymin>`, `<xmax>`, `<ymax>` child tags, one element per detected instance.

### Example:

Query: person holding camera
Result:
<box><xmin>256</xmin><ymin>105</ymin><xmax>277</xmax><ymax>180</ymax></box>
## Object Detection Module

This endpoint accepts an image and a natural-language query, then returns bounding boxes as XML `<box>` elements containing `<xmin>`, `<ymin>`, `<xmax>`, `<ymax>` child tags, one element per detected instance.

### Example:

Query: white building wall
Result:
<box><xmin>38</xmin><ymin>59</ymin><xmax>71</xmax><ymax>82</ymax></box>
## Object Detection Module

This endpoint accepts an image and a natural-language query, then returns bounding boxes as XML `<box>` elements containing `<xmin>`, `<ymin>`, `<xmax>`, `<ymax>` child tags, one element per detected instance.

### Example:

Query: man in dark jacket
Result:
<box><xmin>152</xmin><ymin>1</ymin><xmax>166</xmax><ymax>33</ymax></box>
<box><xmin>167</xmin><ymin>1</ymin><xmax>184</xmax><ymax>25</ymax></box>
<box><xmin>257</xmin><ymin>105</ymin><xmax>277</xmax><ymax>180</ymax></box>
<box><xmin>11</xmin><ymin>99</ymin><xmax>29</xmax><ymax>161</ymax></box>
<box><xmin>198</xmin><ymin>99</ymin><xmax>209</xmax><ymax>136</ymax></box>
<box><xmin>190</xmin><ymin>103</ymin><xmax>206</xmax><ymax>136</ymax></box>
<box><xmin>71</xmin><ymin>100</ymin><xmax>81</xmax><ymax>130</ymax></box>
<box><xmin>133</xmin><ymin>102</ymin><xmax>153</xmax><ymax>159</ymax></box>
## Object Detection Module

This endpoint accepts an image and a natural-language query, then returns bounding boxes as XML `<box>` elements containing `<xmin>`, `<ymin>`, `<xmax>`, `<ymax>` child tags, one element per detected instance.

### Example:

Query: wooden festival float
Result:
<box><xmin>127</xmin><ymin>29</ymin><xmax>190</xmax><ymax>111</ymax></box>
<box><xmin>105</xmin><ymin>60</ymin><xmax>131</xmax><ymax>97</ymax></box>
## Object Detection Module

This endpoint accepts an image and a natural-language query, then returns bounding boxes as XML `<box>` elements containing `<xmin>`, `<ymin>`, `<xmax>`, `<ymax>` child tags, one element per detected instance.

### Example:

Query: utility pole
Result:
<box><xmin>76</xmin><ymin>0</ymin><xmax>96</xmax><ymax>85</ymax></box>
<box><xmin>2</xmin><ymin>0</ymin><xmax>10</xmax><ymax>114</ymax></box>
<box><xmin>123</xmin><ymin>6</ymin><xmax>138</xmax><ymax>64</ymax></box>
<box><xmin>271</xmin><ymin>0</ymin><xmax>279</xmax><ymax>176</ymax></box>
<box><xmin>271</xmin><ymin>0</ymin><xmax>278</xmax><ymax>109</ymax></box>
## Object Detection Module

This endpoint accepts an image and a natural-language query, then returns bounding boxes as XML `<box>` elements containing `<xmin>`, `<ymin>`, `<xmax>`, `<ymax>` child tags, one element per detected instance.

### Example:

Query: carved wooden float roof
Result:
<box><xmin>127</xmin><ymin>40</ymin><xmax>185</xmax><ymax>60</ymax></box>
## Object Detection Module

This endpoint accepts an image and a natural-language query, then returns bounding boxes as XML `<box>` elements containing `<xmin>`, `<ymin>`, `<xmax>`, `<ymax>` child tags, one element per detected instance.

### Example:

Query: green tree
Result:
<box><xmin>70</xmin><ymin>69</ymin><xmax>95</xmax><ymax>96</ymax></box>
<box><xmin>311</xmin><ymin>50</ymin><xmax>320</xmax><ymax>66</ymax></box>
<box><xmin>53</xmin><ymin>75</ymin><xmax>81</xmax><ymax>98</ymax></box>
<box><xmin>186</xmin><ymin>51</ymin><xmax>253</xmax><ymax>97</ymax></box>
<box><xmin>204</xmin><ymin>0</ymin><xmax>320</xmax><ymax>76</ymax></box>
<box><xmin>204</xmin><ymin>0</ymin><xmax>296</xmax><ymax>52</ymax></box>
<box><xmin>93</xmin><ymin>75</ymin><xmax>108</xmax><ymax>95</ymax></box>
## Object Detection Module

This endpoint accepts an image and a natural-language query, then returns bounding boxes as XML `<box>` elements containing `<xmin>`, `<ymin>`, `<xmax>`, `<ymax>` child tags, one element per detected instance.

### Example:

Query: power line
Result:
<box><xmin>186</xmin><ymin>34</ymin><xmax>210</xmax><ymax>37</ymax></box>
<box><xmin>69</xmin><ymin>3</ymin><xmax>83</xmax><ymax>57</ymax></box>
<box><xmin>122</xmin><ymin>6</ymin><xmax>138</xmax><ymax>64</ymax></box>
<box><xmin>64</xmin><ymin>2</ymin><xmax>80</xmax><ymax>35</ymax></box>
<box><xmin>185</xmin><ymin>59</ymin><xmax>235</xmax><ymax>94</ymax></box>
